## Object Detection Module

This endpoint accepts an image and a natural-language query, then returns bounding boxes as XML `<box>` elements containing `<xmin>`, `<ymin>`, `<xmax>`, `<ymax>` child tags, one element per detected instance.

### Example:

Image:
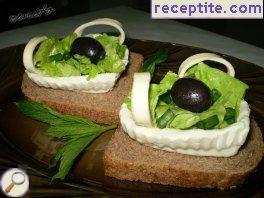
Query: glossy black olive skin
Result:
<box><xmin>171</xmin><ymin>78</ymin><xmax>212</xmax><ymax>113</ymax></box>
<box><xmin>70</xmin><ymin>37</ymin><xmax>105</xmax><ymax>64</ymax></box>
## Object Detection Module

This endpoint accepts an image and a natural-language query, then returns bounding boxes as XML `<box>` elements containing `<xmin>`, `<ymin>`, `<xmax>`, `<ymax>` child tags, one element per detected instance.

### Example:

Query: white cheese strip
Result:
<box><xmin>178</xmin><ymin>53</ymin><xmax>235</xmax><ymax>78</ymax></box>
<box><xmin>26</xmin><ymin>71</ymin><xmax>120</xmax><ymax>93</ymax></box>
<box><xmin>74</xmin><ymin>18</ymin><xmax>125</xmax><ymax>44</ymax></box>
<box><xmin>23</xmin><ymin>35</ymin><xmax>47</xmax><ymax>74</ymax></box>
<box><xmin>120</xmin><ymin>100</ymin><xmax>250</xmax><ymax>157</ymax></box>
<box><xmin>131</xmin><ymin>72</ymin><xmax>152</xmax><ymax>127</ymax></box>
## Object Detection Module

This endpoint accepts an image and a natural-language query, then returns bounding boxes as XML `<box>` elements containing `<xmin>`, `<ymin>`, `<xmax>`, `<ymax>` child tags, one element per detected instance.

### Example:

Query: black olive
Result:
<box><xmin>171</xmin><ymin>78</ymin><xmax>212</xmax><ymax>113</ymax></box>
<box><xmin>70</xmin><ymin>37</ymin><xmax>105</xmax><ymax>64</ymax></box>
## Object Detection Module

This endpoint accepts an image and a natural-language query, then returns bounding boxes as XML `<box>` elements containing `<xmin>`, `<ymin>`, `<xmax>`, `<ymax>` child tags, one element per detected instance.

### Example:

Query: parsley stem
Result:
<box><xmin>103</xmin><ymin>125</ymin><xmax>117</xmax><ymax>131</ymax></box>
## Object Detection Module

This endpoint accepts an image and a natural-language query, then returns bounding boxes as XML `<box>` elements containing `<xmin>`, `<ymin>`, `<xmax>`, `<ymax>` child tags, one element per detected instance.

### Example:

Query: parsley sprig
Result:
<box><xmin>16</xmin><ymin>100</ymin><xmax>116</xmax><ymax>180</ymax></box>
<box><xmin>139</xmin><ymin>48</ymin><xmax>168</xmax><ymax>77</ymax></box>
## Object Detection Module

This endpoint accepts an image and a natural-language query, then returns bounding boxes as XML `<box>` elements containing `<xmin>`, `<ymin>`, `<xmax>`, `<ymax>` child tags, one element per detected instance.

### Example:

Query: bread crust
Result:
<box><xmin>103</xmin><ymin>120</ymin><xmax>264</xmax><ymax>190</ymax></box>
<box><xmin>21</xmin><ymin>52</ymin><xmax>143</xmax><ymax>125</ymax></box>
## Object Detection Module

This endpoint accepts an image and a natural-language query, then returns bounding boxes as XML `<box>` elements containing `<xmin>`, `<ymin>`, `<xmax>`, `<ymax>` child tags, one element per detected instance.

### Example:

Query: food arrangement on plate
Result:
<box><xmin>120</xmin><ymin>53</ymin><xmax>249</xmax><ymax>157</ymax></box>
<box><xmin>9</xmin><ymin>17</ymin><xmax>264</xmax><ymax>190</ymax></box>
<box><xmin>105</xmin><ymin>53</ymin><xmax>264</xmax><ymax>190</ymax></box>
<box><xmin>22</xmin><ymin>18</ymin><xmax>143</xmax><ymax>124</ymax></box>
<box><xmin>23</xmin><ymin>18</ymin><xmax>129</xmax><ymax>93</ymax></box>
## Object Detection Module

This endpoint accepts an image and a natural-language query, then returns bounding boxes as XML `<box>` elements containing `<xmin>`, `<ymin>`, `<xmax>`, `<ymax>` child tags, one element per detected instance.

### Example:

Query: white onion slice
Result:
<box><xmin>178</xmin><ymin>53</ymin><xmax>235</xmax><ymax>78</ymax></box>
<box><xmin>131</xmin><ymin>72</ymin><xmax>152</xmax><ymax>127</ymax></box>
<box><xmin>74</xmin><ymin>18</ymin><xmax>125</xmax><ymax>44</ymax></box>
<box><xmin>23</xmin><ymin>35</ymin><xmax>47</xmax><ymax>74</ymax></box>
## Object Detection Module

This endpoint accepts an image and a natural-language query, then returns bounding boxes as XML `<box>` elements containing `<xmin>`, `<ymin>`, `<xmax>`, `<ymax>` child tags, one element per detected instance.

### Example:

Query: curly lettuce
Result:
<box><xmin>149</xmin><ymin>71</ymin><xmax>179</xmax><ymax>123</ymax></box>
<box><xmin>33</xmin><ymin>33</ymin><xmax>127</xmax><ymax>79</ymax></box>
<box><xmin>150</xmin><ymin>62</ymin><xmax>248</xmax><ymax>130</ymax></box>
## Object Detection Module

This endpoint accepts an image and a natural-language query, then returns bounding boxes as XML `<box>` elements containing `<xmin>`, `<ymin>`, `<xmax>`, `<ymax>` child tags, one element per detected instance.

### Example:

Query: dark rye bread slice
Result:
<box><xmin>21</xmin><ymin>52</ymin><xmax>143</xmax><ymax>125</ymax></box>
<box><xmin>104</xmin><ymin>120</ymin><xmax>264</xmax><ymax>190</ymax></box>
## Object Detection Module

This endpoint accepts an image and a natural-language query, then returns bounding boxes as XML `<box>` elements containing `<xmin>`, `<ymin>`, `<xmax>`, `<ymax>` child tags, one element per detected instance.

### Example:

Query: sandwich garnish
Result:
<box><xmin>16</xmin><ymin>100</ymin><xmax>116</xmax><ymax>180</ymax></box>
<box><xmin>139</xmin><ymin>48</ymin><xmax>168</xmax><ymax>77</ymax></box>
<box><xmin>128</xmin><ymin>49</ymin><xmax>168</xmax><ymax>127</ymax></box>
<box><xmin>23</xmin><ymin>18</ymin><xmax>128</xmax><ymax>93</ymax></box>
<box><xmin>121</xmin><ymin>52</ymin><xmax>250</xmax><ymax>157</ymax></box>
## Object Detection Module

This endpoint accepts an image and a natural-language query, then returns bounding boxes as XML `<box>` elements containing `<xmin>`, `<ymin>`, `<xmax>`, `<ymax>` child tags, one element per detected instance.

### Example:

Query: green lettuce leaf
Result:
<box><xmin>33</xmin><ymin>33</ymin><xmax>127</xmax><ymax>79</ymax></box>
<box><xmin>50</xmin><ymin>33</ymin><xmax>78</xmax><ymax>55</ymax></box>
<box><xmin>34</xmin><ymin>34</ymin><xmax>80</xmax><ymax>77</ymax></box>
<box><xmin>39</xmin><ymin>59</ymin><xmax>81</xmax><ymax>77</ymax></box>
<box><xmin>95</xmin><ymin>33</ymin><xmax>119</xmax><ymax>56</ymax></box>
<box><xmin>116</xmin><ymin>44</ymin><xmax>127</xmax><ymax>59</ymax></box>
<box><xmin>73</xmin><ymin>54</ymin><xmax>100</xmax><ymax>79</ymax></box>
<box><xmin>124</xmin><ymin>96</ymin><xmax>132</xmax><ymax>111</ymax></box>
<box><xmin>155</xmin><ymin>102</ymin><xmax>170</xmax><ymax>119</ymax></box>
<box><xmin>149</xmin><ymin>71</ymin><xmax>179</xmax><ymax>123</ymax></box>
<box><xmin>94</xmin><ymin>33</ymin><xmax>127</xmax><ymax>74</ymax></box>
<box><xmin>185</xmin><ymin>62</ymin><xmax>248</xmax><ymax>112</ymax></box>
<box><xmin>169</xmin><ymin>113</ymin><xmax>200</xmax><ymax>129</ymax></box>
<box><xmin>97</xmin><ymin>54</ymin><xmax>125</xmax><ymax>73</ymax></box>
<box><xmin>34</xmin><ymin>36</ymin><xmax>58</xmax><ymax>64</ymax></box>
<box><xmin>151</xmin><ymin>63</ymin><xmax>248</xmax><ymax>130</ymax></box>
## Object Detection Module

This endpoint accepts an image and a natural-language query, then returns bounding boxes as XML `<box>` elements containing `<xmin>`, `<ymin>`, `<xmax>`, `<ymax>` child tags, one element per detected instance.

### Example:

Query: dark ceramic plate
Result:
<box><xmin>0</xmin><ymin>39</ymin><xmax>263</xmax><ymax>197</ymax></box>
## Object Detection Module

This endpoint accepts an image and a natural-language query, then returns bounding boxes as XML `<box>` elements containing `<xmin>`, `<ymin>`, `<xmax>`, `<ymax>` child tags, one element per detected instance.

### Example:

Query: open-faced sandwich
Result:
<box><xmin>104</xmin><ymin>53</ymin><xmax>264</xmax><ymax>190</ymax></box>
<box><xmin>15</xmin><ymin>48</ymin><xmax>168</xmax><ymax>181</ymax></box>
<box><xmin>22</xmin><ymin>18</ymin><xmax>144</xmax><ymax>124</ymax></box>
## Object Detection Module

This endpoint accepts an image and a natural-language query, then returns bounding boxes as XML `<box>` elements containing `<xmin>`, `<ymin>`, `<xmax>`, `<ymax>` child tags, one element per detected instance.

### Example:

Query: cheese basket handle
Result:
<box><xmin>74</xmin><ymin>18</ymin><xmax>125</xmax><ymax>44</ymax></box>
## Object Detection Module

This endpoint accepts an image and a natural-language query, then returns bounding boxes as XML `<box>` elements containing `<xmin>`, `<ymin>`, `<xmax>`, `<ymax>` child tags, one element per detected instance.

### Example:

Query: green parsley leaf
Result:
<box><xmin>16</xmin><ymin>100</ymin><xmax>116</xmax><ymax>180</ymax></box>
<box><xmin>46</xmin><ymin>123</ymin><xmax>115</xmax><ymax>140</ymax></box>
<box><xmin>16</xmin><ymin>100</ymin><xmax>99</xmax><ymax>127</ymax></box>
<box><xmin>51</xmin><ymin>134</ymin><xmax>100</xmax><ymax>180</ymax></box>
<box><xmin>15</xmin><ymin>100</ymin><xmax>64</xmax><ymax>125</ymax></box>
<box><xmin>139</xmin><ymin>48</ymin><xmax>168</xmax><ymax>77</ymax></box>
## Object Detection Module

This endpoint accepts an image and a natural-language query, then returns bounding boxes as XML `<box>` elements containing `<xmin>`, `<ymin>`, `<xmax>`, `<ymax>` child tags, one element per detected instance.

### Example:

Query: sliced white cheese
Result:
<box><xmin>26</xmin><ymin>71</ymin><xmax>120</xmax><ymax>93</ymax></box>
<box><xmin>23</xmin><ymin>35</ymin><xmax>47</xmax><ymax>74</ymax></box>
<box><xmin>131</xmin><ymin>72</ymin><xmax>152</xmax><ymax>127</ymax></box>
<box><xmin>178</xmin><ymin>53</ymin><xmax>235</xmax><ymax>78</ymax></box>
<box><xmin>22</xmin><ymin>17</ymin><xmax>129</xmax><ymax>93</ymax></box>
<box><xmin>24</xmin><ymin>47</ymin><xmax>129</xmax><ymax>93</ymax></box>
<box><xmin>74</xmin><ymin>18</ymin><xmax>125</xmax><ymax>44</ymax></box>
<box><xmin>120</xmin><ymin>100</ymin><xmax>250</xmax><ymax>157</ymax></box>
